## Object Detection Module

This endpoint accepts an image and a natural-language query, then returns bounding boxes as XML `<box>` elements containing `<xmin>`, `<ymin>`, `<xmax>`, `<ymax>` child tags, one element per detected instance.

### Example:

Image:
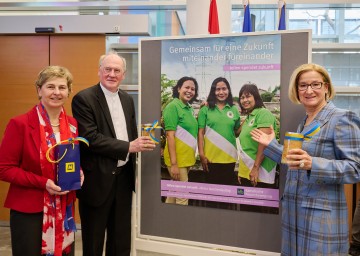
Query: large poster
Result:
<box><xmin>160</xmin><ymin>34</ymin><xmax>281</xmax><ymax>213</ymax></box>
<box><xmin>139</xmin><ymin>30</ymin><xmax>310</xmax><ymax>253</ymax></box>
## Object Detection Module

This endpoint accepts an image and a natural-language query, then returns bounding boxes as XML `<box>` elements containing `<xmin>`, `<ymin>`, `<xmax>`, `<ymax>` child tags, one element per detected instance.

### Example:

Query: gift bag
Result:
<box><xmin>55</xmin><ymin>143</ymin><xmax>81</xmax><ymax>191</ymax></box>
<box><xmin>46</xmin><ymin>137</ymin><xmax>89</xmax><ymax>191</ymax></box>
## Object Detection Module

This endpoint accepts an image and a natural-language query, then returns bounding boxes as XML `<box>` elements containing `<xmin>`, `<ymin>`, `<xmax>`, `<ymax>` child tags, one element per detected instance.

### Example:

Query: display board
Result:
<box><xmin>139</xmin><ymin>30</ymin><xmax>311</xmax><ymax>253</ymax></box>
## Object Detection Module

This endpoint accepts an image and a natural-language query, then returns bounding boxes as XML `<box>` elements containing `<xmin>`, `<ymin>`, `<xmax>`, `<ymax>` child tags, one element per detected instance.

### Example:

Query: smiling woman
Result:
<box><xmin>238</xmin><ymin>83</ymin><xmax>278</xmax><ymax>188</ymax></box>
<box><xmin>0</xmin><ymin>65</ymin><xmax>79</xmax><ymax>256</ymax></box>
<box><xmin>197</xmin><ymin>77</ymin><xmax>240</xmax><ymax>209</ymax></box>
<box><xmin>162</xmin><ymin>76</ymin><xmax>199</xmax><ymax>205</ymax></box>
<box><xmin>250</xmin><ymin>63</ymin><xmax>360</xmax><ymax>255</ymax></box>
<box><xmin>37</xmin><ymin>78</ymin><xmax>69</xmax><ymax>109</ymax></box>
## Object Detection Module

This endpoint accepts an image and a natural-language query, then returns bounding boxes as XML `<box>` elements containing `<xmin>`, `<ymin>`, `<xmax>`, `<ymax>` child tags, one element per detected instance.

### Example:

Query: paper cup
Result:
<box><xmin>281</xmin><ymin>132</ymin><xmax>304</xmax><ymax>164</ymax></box>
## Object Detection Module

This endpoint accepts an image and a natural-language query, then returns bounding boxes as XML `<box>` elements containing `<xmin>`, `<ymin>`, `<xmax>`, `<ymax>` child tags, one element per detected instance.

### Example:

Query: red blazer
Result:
<box><xmin>0</xmin><ymin>106</ymin><xmax>77</xmax><ymax>213</ymax></box>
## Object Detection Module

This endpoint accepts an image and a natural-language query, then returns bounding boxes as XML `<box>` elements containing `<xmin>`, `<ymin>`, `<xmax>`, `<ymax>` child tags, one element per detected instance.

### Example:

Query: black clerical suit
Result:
<box><xmin>72</xmin><ymin>83</ymin><xmax>137</xmax><ymax>256</ymax></box>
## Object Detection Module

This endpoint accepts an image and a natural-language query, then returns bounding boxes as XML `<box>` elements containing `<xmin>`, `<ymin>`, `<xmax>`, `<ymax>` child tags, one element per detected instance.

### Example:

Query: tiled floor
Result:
<box><xmin>0</xmin><ymin>223</ymin><xmax>172</xmax><ymax>256</ymax></box>
<box><xmin>0</xmin><ymin>224</ymin><xmax>11</xmax><ymax>256</ymax></box>
<box><xmin>0</xmin><ymin>195</ymin><xmax>173</xmax><ymax>256</ymax></box>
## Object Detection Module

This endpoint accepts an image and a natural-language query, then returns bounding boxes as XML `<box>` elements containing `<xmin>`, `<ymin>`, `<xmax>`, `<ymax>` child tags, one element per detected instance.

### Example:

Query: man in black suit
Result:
<box><xmin>72</xmin><ymin>52</ymin><xmax>155</xmax><ymax>256</ymax></box>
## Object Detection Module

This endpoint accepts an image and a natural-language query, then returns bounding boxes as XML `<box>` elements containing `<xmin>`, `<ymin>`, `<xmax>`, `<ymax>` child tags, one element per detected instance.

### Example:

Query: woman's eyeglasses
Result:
<box><xmin>297</xmin><ymin>82</ymin><xmax>324</xmax><ymax>91</ymax></box>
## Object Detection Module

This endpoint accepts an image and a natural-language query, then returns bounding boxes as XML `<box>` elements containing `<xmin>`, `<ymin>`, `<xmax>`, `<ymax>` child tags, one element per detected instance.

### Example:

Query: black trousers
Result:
<box><xmin>10</xmin><ymin>210</ymin><xmax>74</xmax><ymax>256</ymax></box>
<box><xmin>205</xmin><ymin>163</ymin><xmax>237</xmax><ymax>209</ymax></box>
<box><xmin>79</xmin><ymin>165</ymin><xmax>133</xmax><ymax>256</ymax></box>
<box><xmin>10</xmin><ymin>210</ymin><xmax>43</xmax><ymax>256</ymax></box>
<box><xmin>206</xmin><ymin>162</ymin><xmax>236</xmax><ymax>185</ymax></box>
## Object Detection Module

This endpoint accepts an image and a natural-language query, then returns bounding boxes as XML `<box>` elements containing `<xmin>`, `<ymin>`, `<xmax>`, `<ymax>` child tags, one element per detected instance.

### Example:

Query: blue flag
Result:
<box><xmin>242</xmin><ymin>4</ymin><xmax>252</xmax><ymax>32</ymax></box>
<box><xmin>278</xmin><ymin>3</ymin><xmax>286</xmax><ymax>30</ymax></box>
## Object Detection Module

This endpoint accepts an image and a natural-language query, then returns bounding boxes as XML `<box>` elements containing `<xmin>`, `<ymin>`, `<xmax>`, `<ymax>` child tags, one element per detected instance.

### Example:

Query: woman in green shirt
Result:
<box><xmin>238</xmin><ymin>83</ymin><xmax>277</xmax><ymax>188</ymax></box>
<box><xmin>163</xmin><ymin>76</ymin><xmax>199</xmax><ymax>205</ymax></box>
<box><xmin>198</xmin><ymin>77</ymin><xmax>240</xmax><ymax>186</ymax></box>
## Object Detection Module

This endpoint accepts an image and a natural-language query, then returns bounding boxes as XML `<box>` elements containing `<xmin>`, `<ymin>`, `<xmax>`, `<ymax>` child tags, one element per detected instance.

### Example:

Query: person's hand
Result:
<box><xmin>80</xmin><ymin>170</ymin><xmax>84</xmax><ymax>186</ymax></box>
<box><xmin>237</xmin><ymin>176</ymin><xmax>242</xmax><ymax>184</ymax></box>
<box><xmin>286</xmin><ymin>148</ymin><xmax>312</xmax><ymax>170</ymax></box>
<box><xmin>249</xmin><ymin>167</ymin><xmax>259</xmax><ymax>187</ymax></box>
<box><xmin>250</xmin><ymin>125</ymin><xmax>275</xmax><ymax>146</ymax></box>
<box><xmin>170</xmin><ymin>164</ymin><xmax>180</xmax><ymax>181</ymax></box>
<box><xmin>200</xmin><ymin>101</ymin><xmax>208</xmax><ymax>108</ymax></box>
<box><xmin>199</xmin><ymin>154</ymin><xmax>210</xmax><ymax>172</ymax></box>
<box><xmin>129</xmin><ymin>136</ymin><xmax>156</xmax><ymax>153</ymax></box>
<box><xmin>46</xmin><ymin>179</ymin><xmax>69</xmax><ymax>195</ymax></box>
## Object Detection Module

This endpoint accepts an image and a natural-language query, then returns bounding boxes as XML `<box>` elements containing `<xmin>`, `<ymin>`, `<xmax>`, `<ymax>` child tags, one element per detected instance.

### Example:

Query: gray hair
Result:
<box><xmin>99</xmin><ymin>51</ymin><xmax>127</xmax><ymax>72</ymax></box>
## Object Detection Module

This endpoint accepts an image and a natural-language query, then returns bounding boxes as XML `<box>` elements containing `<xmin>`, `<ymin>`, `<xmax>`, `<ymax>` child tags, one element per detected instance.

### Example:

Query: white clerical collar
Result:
<box><xmin>100</xmin><ymin>83</ymin><xmax>119</xmax><ymax>97</ymax></box>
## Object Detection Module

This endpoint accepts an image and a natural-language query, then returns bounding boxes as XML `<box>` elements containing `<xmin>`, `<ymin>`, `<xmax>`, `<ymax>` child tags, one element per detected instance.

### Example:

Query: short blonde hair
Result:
<box><xmin>288</xmin><ymin>63</ymin><xmax>335</xmax><ymax>104</ymax></box>
<box><xmin>35</xmin><ymin>66</ymin><xmax>73</xmax><ymax>93</ymax></box>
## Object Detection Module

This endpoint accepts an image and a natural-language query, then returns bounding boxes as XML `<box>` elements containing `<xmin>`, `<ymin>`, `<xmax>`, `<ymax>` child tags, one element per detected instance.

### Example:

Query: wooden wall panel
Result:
<box><xmin>50</xmin><ymin>35</ymin><xmax>105</xmax><ymax>116</ymax></box>
<box><xmin>0</xmin><ymin>35</ymin><xmax>49</xmax><ymax>221</ymax></box>
<box><xmin>0</xmin><ymin>36</ymin><xmax>49</xmax><ymax>139</ymax></box>
<box><xmin>0</xmin><ymin>35</ymin><xmax>105</xmax><ymax>223</ymax></box>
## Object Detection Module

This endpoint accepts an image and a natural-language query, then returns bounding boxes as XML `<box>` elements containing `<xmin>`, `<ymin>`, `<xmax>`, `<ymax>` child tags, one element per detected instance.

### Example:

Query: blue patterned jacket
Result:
<box><xmin>264</xmin><ymin>101</ymin><xmax>360</xmax><ymax>255</ymax></box>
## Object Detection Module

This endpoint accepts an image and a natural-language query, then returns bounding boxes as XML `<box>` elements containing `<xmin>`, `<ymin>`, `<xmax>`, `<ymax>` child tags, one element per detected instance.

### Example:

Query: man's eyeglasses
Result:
<box><xmin>103</xmin><ymin>67</ymin><xmax>122</xmax><ymax>75</ymax></box>
<box><xmin>297</xmin><ymin>82</ymin><xmax>324</xmax><ymax>91</ymax></box>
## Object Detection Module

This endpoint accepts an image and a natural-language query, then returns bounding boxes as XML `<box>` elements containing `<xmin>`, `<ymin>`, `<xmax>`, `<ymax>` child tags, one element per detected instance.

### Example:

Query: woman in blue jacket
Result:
<box><xmin>250</xmin><ymin>63</ymin><xmax>360</xmax><ymax>255</ymax></box>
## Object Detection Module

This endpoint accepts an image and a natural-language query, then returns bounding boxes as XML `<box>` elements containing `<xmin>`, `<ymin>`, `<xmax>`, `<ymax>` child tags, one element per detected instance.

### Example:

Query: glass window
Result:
<box><xmin>108</xmin><ymin>41</ymin><xmax>139</xmax><ymax>86</ymax></box>
<box><xmin>333</xmin><ymin>94</ymin><xmax>360</xmax><ymax>116</ymax></box>
<box><xmin>289</xmin><ymin>20</ymin><xmax>317</xmax><ymax>33</ymax></box>
<box><xmin>119</xmin><ymin>50</ymin><xmax>139</xmax><ymax>86</ymax></box>
<box><xmin>231</xmin><ymin>9</ymin><xmax>276</xmax><ymax>33</ymax></box>
<box><xmin>312</xmin><ymin>52</ymin><xmax>360</xmax><ymax>87</ymax></box>
<box><xmin>128</xmin><ymin>91</ymin><xmax>139</xmax><ymax>123</ymax></box>
<box><xmin>321</xmin><ymin>19</ymin><xmax>335</xmax><ymax>35</ymax></box>
<box><xmin>288</xmin><ymin>8</ymin><xmax>360</xmax><ymax>44</ymax></box>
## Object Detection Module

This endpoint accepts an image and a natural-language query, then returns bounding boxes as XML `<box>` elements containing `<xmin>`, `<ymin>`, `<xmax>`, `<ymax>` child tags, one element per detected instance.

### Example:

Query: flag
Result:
<box><xmin>278</xmin><ymin>1</ymin><xmax>286</xmax><ymax>30</ymax></box>
<box><xmin>208</xmin><ymin>0</ymin><xmax>220</xmax><ymax>34</ymax></box>
<box><xmin>242</xmin><ymin>0</ymin><xmax>252</xmax><ymax>32</ymax></box>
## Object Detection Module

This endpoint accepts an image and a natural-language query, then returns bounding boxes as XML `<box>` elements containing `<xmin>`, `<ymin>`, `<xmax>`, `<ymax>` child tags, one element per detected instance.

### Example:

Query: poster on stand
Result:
<box><xmin>160</xmin><ymin>34</ymin><xmax>282</xmax><ymax>214</ymax></box>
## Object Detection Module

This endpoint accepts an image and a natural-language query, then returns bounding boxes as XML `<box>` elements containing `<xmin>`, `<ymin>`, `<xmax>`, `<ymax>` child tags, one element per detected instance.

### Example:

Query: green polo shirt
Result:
<box><xmin>163</xmin><ymin>98</ymin><xmax>198</xmax><ymax>167</ymax></box>
<box><xmin>239</xmin><ymin>107</ymin><xmax>277</xmax><ymax>172</ymax></box>
<box><xmin>198</xmin><ymin>104</ymin><xmax>240</xmax><ymax>163</ymax></box>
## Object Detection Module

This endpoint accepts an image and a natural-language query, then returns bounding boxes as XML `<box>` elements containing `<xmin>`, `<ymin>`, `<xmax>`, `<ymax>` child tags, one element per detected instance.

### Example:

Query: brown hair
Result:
<box><xmin>35</xmin><ymin>66</ymin><xmax>73</xmax><ymax>93</ymax></box>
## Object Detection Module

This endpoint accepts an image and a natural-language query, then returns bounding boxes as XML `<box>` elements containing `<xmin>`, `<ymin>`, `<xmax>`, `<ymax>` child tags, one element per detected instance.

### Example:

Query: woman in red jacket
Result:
<box><xmin>0</xmin><ymin>66</ymin><xmax>82</xmax><ymax>256</ymax></box>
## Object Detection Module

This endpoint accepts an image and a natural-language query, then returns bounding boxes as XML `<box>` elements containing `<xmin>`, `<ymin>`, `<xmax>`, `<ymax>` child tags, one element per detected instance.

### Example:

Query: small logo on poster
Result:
<box><xmin>65</xmin><ymin>162</ymin><xmax>75</xmax><ymax>172</ymax></box>
<box><xmin>237</xmin><ymin>188</ymin><xmax>244</xmax><ymax>195</ymax></box>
